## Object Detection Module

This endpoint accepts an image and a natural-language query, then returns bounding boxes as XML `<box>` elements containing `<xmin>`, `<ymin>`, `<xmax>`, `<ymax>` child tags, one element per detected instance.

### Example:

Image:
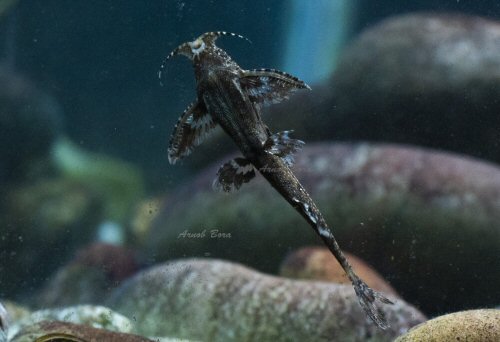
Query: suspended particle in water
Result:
<box><xmin>176</xmin><ymin>1</ymin><xmax>185</xmax><ymax>20</ymax></box>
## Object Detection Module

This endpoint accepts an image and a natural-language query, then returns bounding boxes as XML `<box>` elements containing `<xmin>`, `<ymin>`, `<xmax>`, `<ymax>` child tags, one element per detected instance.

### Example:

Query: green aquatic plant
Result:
<box><xmin>0</xmin><ymin>0</ymin><xmax>19</xmax><ymax>19</ymax></box>
<box><xmin>52</xmin><ymin>137</ymin><xmax>144</xmax><ymax>223</ymax></box>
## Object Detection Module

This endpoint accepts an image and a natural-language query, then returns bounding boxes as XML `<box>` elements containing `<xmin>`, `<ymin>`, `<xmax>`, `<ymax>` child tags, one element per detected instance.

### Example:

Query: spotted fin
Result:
<box><xmin>168</xmin><ymin>100</ymin><xmax>217</xmax><ymax>164</ymax></box>
<box><xmin>213</xmin><ymin>157</ymin><xmax>256</xmax><ymax>192</ymax></box>
<box><xmin>264</xmin><ymin>130</ymin><xmax>305</xmax><ymax>166</ymax></box>
<box><xmin>239</xmin><ymin>68</ymin><xmax>311</xmax><ymax>107</ymax></box>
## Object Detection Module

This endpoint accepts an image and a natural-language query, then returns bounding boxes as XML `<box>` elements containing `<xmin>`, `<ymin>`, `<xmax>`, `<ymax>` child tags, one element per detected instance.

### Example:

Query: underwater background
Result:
<box><xmin>1</xmin><ymin>0</ymin><xmax>500</xmax><ymax>341</ymax></box>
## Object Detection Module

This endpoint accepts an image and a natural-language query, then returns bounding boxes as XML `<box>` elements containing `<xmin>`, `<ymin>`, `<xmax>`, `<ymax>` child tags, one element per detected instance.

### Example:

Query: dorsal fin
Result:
<box><xmin>200</xmin><ymin>31</ymin><xmax>252</xmax><ymax>45</ymax></box>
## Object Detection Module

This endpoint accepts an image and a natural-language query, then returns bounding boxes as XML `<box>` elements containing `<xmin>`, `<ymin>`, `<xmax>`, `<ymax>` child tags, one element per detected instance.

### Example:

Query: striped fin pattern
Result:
<box><xmin>200</xmin><ymin>31</ymin><xmax>252</xmax><ymax>44</ymax></box>
<box><xmin>168</xmin><ymin>101</ymin><xmax>217</xmax><ymax>164</ymax></box>
<box><xmin>240</xmin><ymin>68</ymin><xmax>311</xmax><ymax>107</ymax></box>
<box><xmin>213</xmin><ymin>157</ymin><xmax>256</xmax><ymax>192</ymax></box>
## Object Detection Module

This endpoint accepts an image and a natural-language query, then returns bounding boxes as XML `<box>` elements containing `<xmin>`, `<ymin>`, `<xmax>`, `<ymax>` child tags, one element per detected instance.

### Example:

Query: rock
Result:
<box><xmin>35</xmin><ymin>243</ymin><xmax>140</xmax><ymax>308</ymax></box>
<box><xmin>0</xmin><ymin>66</ymin><xmax>63</xmax><ymax>183</ymax></box>
<box><xmin>190</xmin><ymin>14</ymin><xmax>500</xmax><ymax>169</ymax></box>
<box><xmin>9</xmin><ymin>321</ymin><xmax>155</xmax><ymax>342</ymax></box>
<box><xmin>145</xmin><ymin>143</ymin><xmax>500</xmax><ymax>316</ymax></box>
<box><xmin>0</xmin><ymin>178</ymin><xmax>103</xmax><ymax>299</ymax></box>
<box><xmin>7</xmin><ymin>305</ymin><xmax>132</xmax><ymax>339</ymax></box>
<box><xmin>73</xmin><ymin>242</ymin><xmax>140</xmax><ymax>283</ymax></box>
<box><xmin>332</xmin><ymin>13</ymin><xmax>500</xmax><ymax>162</ymax></box>
<box><xmin>395</xmin><ymin>309</ymin><xmax>500</xmax><ymax>342</ymax></box>
<box><xmin>107</xmin><ymin>259</ymin><xmax>425</xmax><ymax>342</ymax></box>
<box><xmin>280</xmin><ymin>246</ymin><xmax>398</xmax><ymax>297</ymax></box>
<box><xmin>35</xmin><ymin>264</ymin><xmax>108</xmax><ymax>308</ymax></box>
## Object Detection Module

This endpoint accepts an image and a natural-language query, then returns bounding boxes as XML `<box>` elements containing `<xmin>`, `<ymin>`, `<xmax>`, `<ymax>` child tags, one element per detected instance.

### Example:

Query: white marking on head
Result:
<box><xmin>189</xmin><ymin>39</ymin><xmax>206</xmax><ymax>57</ymax></box>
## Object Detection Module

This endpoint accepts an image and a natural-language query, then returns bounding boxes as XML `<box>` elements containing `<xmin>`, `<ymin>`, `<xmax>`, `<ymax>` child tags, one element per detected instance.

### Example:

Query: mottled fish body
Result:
<box><xmin>161</xmin><ymin>31</ymin><xmax>393</xmax><ymax>328</ymax></box>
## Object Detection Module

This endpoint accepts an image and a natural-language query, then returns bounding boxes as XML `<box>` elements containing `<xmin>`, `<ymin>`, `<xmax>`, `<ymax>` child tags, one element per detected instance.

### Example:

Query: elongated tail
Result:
<box><xmin>254</xmin><ymin>153</ymin><xmax>394</xmax><ymax>329</ymax></box>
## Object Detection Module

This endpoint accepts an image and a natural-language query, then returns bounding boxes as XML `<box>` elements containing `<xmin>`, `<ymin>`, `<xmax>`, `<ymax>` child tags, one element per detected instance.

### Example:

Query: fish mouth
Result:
<box><xmin>188</xmin><ymin>39</ymin><xmax>206</xmax><ymax>56</ymax></box>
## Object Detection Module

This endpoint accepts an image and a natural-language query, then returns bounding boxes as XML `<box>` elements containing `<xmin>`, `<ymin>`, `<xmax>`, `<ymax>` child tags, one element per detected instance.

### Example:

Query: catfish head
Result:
<box><xmin>158</xmin><ymin>31</ymin><xmax>250</xmax><ymax>83</ymax></box>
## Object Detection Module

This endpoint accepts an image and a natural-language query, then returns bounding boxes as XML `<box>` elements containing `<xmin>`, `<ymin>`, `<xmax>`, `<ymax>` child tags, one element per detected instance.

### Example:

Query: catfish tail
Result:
<box><xmin>254</xmin><ymin>152</ymin><xmax>394</xmax><ymax>329</ymax></box>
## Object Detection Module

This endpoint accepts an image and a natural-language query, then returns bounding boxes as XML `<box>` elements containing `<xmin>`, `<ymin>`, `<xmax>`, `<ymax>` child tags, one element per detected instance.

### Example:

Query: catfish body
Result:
<box><xmin>199</xmin><ymin>68</ymin><xmax>268</xmax><ymax>159</ymax></box>
<box><xmin>161</xmin><ymin>31</ymin><xmax>393</xmax><ymax>328</ymax></box>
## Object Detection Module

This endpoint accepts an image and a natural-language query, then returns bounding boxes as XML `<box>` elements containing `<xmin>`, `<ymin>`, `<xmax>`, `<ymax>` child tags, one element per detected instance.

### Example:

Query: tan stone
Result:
<box><xmin>395</xmin><ymin>309</ymin><xmax>500</xmax><ymax>342</ymax></box>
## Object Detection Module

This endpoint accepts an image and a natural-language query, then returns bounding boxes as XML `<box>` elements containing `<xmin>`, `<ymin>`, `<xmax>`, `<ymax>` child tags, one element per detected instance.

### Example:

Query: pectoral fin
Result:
<box><xmin>213</xmin><ymin>157</ymin><xmax>256</xmax><ymax>192</ymax></box>
<box><xmin>264</xmin><ymin>130</ymin><xmax>305</xmax><ymax>166</ymax></box>
<box><xmin>168</xmin><ymin>100</ymin><xmax>217</xmax><ymax>164</ymax></box>
<box><xmin>239</xmin><ymin>68</ymin><xmax>310</xmax><ymax>107</ymax></box>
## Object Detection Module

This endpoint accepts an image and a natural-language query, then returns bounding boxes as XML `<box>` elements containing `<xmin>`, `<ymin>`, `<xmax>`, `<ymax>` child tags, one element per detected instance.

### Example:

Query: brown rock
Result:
<box><xmin>74</xmin><ymin>242</ymin><xmax>139</xmax><ymax>283</ymax></box>
<box><xmin>280</xmin><ymin>246</ymin><xmax>398</xmax><ymax>297</ymax></box>
<box><xmin>10</xmin><ymin>321</ymin><xmax>154</xmax><ymax>342</ymax></box>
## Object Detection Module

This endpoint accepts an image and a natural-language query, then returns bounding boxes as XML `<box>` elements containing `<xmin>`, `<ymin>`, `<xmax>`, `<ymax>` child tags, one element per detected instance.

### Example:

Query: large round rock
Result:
<box><xmin>395</xmin><ymin>309</ymin><xmax>500</xmax><ymax>342</ymax></box>
<box><xmin>108</xmin><ymin>259</ymin><xmax>424</xmax><ymax>342</ymax></box>
<box><xmin>0</xmin><ymin>179</ymin><xmax>103</xmax><ymax>299</ymax></box>
<box><xmin>332</xmin><ymin>13</ymin><xmax>500</xmax><ymax>160</ymax></box>
<box><xmin>145</xmin><ymin>143</ymin><xmax>500</xmax><ymax>315</ymax></box>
